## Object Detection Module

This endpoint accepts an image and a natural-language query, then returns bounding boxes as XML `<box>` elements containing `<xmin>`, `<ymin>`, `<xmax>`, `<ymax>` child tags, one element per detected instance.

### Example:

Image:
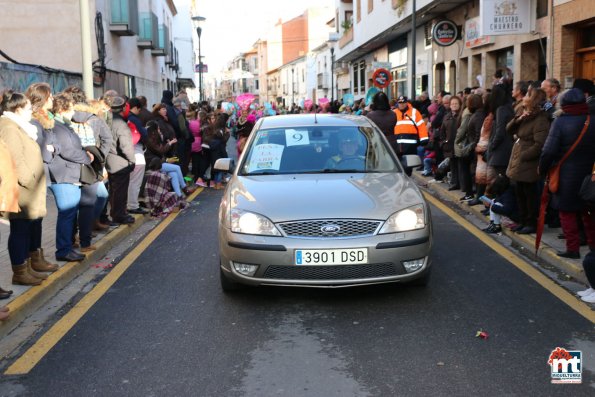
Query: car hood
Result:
<box><xmin>228</xmin><ymin>173</ymin><xmax>424</xmax><ymax>222</ymax></box>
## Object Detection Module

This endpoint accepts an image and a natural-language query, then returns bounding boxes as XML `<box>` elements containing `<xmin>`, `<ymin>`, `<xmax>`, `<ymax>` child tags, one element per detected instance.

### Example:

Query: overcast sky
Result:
<box><xmin>196</xmin><ymin>0</ymin><xmax>334</xmax><ymax>75</ymax></box>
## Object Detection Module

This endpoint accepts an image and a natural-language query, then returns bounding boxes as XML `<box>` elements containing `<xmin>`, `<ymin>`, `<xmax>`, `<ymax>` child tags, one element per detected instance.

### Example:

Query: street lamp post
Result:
<box><xmin>196</xmin><ymin>27</ymin><xmax>203</xmax><ymax>102</ymax></box>
<box><xmin>291</xmin><ymin>67</ymin><xmax>295</xmax><ymax>109</ymax></box>
<box><xmin>192</xmin><ymin>16</ymin><xmax>206</xmax><ymax>102</ymax></box>
<box><xmin>330</xmin><ymin>47</ymin><xmax>335</xmax><ymax>105</ymax></box>
<box><xmin>411</xmin><ymin>0</ymin><xmax>416</xmax><ymax>100</ymax></box>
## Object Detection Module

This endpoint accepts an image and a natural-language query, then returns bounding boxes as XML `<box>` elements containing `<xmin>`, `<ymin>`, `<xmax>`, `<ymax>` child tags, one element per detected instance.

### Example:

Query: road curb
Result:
<box><xmin>0</xmin><ymin>214</ymin><xmax>148</xmax><ymax>340</ymax></box>
<box><xmin>413</xmin><ymin>172</ymin><xmax>588</xmax><ymax>285</ymax></box>
<box><xmin>0</xmin><ymin>187</ymin><xmax>203</xmax><ymax>339</ymax></box>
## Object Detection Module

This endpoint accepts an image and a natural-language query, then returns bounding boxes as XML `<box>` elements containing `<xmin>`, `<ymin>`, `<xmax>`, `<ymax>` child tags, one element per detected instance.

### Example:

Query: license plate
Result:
<box><xmin>295</xmin><ymin>249</ymin><xmax>368</xmax><ymax>265</ymax></box>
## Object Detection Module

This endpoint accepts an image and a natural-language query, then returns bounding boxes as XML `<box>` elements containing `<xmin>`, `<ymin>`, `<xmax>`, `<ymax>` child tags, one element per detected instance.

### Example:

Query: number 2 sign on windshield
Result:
<box><xmin>286</xmin><ymin>129</ymin><xmax>310</xmax><ymax>147</ymax></box>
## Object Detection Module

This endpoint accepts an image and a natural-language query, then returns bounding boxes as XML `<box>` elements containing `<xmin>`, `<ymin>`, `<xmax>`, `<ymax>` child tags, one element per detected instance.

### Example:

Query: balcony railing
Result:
<box><xmin>166</xmin><ymin>42</ymin><xmax>174</xmax><ymax>65</ymax></box>
<box><xmin>137</xmin><ymin>11</ymin><xmax>158</xmax><ymax>49</ymax></box>
<box><xmin>110</xmin><ymin>0</ymin><xmax>139</xmax><ymax>36</ymax></box>
<box><xmin>338</xmin><ymin>27</ymin><xmax>353</xmax><ymax>49</ymax></box>
<box><xmin>151</xmin><ymin>25</ymin><xmax>169</xmax><ymax>57</ymax></box>
<box><xmin>167</xmin><ymin>46</ymin><xmax>179</xmax><ymax>70</ymax></box>
<box><xmin>317</xmin><ymin>73</ymin><xmax>329</xmax><ymax>89</ymax></box>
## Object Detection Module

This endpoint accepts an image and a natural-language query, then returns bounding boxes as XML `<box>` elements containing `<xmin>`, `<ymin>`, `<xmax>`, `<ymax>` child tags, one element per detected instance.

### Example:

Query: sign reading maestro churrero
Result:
<box><xmin>480</xmin><ymin>0</ymin><xmax>532</xmax><ymax>36</ymax></box>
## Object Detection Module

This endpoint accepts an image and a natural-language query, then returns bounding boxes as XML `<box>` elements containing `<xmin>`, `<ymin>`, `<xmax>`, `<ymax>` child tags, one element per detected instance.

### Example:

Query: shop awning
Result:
<box><xmin>176</xmin><ymin>78</ymin><xmax>196</xmax><ymax>88</ymax></box>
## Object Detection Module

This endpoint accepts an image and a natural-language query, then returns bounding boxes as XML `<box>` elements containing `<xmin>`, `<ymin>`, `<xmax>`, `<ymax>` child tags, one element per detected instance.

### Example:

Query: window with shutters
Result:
<box><xmin>353</xmin><ymin>63</ymin><xmax>359</xmax><ymax>94</ymax></box>
<box><xmin>424</xmin><ymin>23</ymin><xmax>432</xmax><ymax>48</ymax></box>
<box><xmin>359</xmin><ymin>60</ymin><xmax>365</xmax><ymax>93</ymax></box>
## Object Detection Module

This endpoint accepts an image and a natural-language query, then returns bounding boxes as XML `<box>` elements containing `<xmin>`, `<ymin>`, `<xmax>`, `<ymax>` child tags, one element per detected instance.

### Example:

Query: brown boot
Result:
<box><xmin>30</xmin><ymin>249</ymin><xmax>59</xmax><ymax>273</ymax></box>
<box><xmin>26</xmin><ymin>258</ymin><xmax>48</xmax><ymax>280</ymax></box>
<box><xmin>12</xmin><ymin>263</ymin><xmax>43</xmax><ymax>286</ymax></box>
<box><xmin>94</xmin><ymin>220</ymin><xmax>109</xmax><ymax>231</ymax></box>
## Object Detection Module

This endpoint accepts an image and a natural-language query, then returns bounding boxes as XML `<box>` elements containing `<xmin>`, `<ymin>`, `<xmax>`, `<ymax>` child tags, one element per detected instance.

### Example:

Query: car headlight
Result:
<box><xmin>230</xmin><ymin>209</ymin><xmax>281</xmax><ymax>236</ymax></box>
<box><xmin>379</xmin><ymin>204</ymin><xmax>425</xmax><ymax>234</ymax></box>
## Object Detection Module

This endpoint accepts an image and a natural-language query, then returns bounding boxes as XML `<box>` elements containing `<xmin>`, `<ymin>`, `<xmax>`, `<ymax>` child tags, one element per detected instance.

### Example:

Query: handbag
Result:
<box><xmin>579</xmin><ymin>164</ymin><xmax>595</xmax><ymax>204</ymax></box>
<box><xmin>548</xmin><ymin>116</ymin><xmax>590</xmax><ymax>193</ymax></box>
<box><xmin>80</xmin><ymin>164</ymin><xmax>97</xmax><ymax>185</ymax></box>
<box><xmin>459</xmin><ymin>141</ymin><xmax>475</xmax><ymax>158</ymax></box>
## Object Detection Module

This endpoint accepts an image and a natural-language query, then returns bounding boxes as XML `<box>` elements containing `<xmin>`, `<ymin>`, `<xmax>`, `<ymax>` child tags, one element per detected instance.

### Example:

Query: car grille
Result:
<box><xmin>262</xmin><ymin>263</ymin><xmax>400</xmax><ymax>280</ymax></box>
<box><xmin>278</xmin><ymin>220</ymin><xmax>381</xmax><ymax>238</ymax></box>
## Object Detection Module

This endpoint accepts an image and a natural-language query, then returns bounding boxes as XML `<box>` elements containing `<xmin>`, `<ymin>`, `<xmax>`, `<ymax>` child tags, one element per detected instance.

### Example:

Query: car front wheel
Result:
<box><xmin>220</xmin><ymin>267</ymin><xmax>243</xmax><ymax>292</ymax></box>
<box><xmin>407</xmin><ymin>270</ymin><xmax>431</xmax><ymax>286</ymax></box>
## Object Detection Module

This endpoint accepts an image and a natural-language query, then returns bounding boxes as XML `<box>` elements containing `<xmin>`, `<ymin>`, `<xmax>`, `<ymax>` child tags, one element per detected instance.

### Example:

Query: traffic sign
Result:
<box><xmin>372</xmin><ymin>68</ymin><xmax>391</xmax><ymax>89</ymax></box>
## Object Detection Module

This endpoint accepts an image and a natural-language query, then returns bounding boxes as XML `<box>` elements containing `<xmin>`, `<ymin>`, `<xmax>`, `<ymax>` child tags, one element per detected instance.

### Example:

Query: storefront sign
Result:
<box><xmin>465</xmin><ymin>17</ymin><xmax>494</xmax><ymax>48</ymax></box>
<box><xmin>372</xmin><ymin>68</ymin><xmax>391</xmax><ymax>88</ymax></box>
<box><xmin>480</xmin><ymin>0</ymin><xmax>532</xmax><ymax>36</ymax></box>
<box><xmin>372</xmin><ymin>61</ymin><xmax>392</xmax><ymax>70</ymax></box>
<box><xmin>432</xmin><ymin>20</ymin><xmax>458</xmax><ymax>47</ymax></box>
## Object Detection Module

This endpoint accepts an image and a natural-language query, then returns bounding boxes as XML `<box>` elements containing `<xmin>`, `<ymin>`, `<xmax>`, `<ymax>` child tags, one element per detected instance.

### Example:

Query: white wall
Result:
<box><xmin>267</xmin><ymin>22</ymin><xmax>283</xmax><ymax>71</ymax></box>
<box><xmin>172</xmin><ymin>0</ymin><xmax>195</xmax><ymax>82</ymax></box>
<box><xmin>279</xmin><ymin>58</ymin><xmax>306</xmax><ymax>106</ymax></box>
<box><xmin>334</xmin><ymin>0</ymin><xmax>434</xmax><ymax>62</ymax></box>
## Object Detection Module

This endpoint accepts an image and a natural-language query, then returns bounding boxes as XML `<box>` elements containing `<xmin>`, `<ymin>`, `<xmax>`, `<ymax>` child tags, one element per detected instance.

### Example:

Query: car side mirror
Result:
<box><xmin>214</xmin><ymin>158</ymin><xmax>235</xmax><ymax>173</ymax></box>
<box><xmin>402</xmin><ymin>154</ymin><xmax>422</xmax><ymax>169</ymax></box>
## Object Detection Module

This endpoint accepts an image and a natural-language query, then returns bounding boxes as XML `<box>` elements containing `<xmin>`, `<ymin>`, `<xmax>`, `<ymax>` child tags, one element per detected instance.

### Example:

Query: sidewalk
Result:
<box><xmin>0</xmin><ymin>138</ymin><xmax>237</xmax><ymax>336</ymax></box>
<box><xmin>412</xmin><ymin>171</ymin><xmax>589</xmax><ymax>286</ymax></box>
<box><xmin>0</xmin><ymin>193</ymin><xmax>157</xmax><ymax>338</ymax></box>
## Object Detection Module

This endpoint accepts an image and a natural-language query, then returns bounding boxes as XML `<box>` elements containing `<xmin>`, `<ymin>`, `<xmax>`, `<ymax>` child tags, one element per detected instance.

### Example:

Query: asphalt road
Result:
<box><xmin>1</xmin><ymin>189</ymin><xmax>593</xmax><ymax>396</ymax></box>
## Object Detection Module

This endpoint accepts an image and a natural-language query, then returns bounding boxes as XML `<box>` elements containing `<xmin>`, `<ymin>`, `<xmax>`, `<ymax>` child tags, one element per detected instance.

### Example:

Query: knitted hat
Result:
<box><xmin>110</xmin><ymin>96</ymin><xmax>126</xmax><ymax>112</ymax></box>
<box><xmin>560</xmin><ymin>88</ymin><xmax>586</xmax><ymax>106</ymax></box>
<box><xmin>572</xmin><ymin>78</ymin><xmax>595</xmax><ymax>96</ymax></box>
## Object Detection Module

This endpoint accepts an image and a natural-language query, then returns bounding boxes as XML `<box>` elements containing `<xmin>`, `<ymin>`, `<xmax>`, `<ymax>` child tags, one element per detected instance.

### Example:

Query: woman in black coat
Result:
<box><xmin>365</xmin><ymin>92</ymin><xmax>396</xmax><ymax>138</ymax></box>
<box><xmin>539</xmin><ymin>88</ymin><xmax>595</xmax><ymax>259</ymax></box>
<box><xmin>487</xmin><ymin>85</ymin><xmax>515</xmax><ymax>177</ymax></box>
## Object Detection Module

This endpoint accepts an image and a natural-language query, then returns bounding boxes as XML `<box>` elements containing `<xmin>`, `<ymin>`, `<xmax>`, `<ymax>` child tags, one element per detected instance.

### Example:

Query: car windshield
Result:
<box><xmin>239</xmin><ymin>125</ymin><xmax>400</xmax><ymax>175</ymax></box>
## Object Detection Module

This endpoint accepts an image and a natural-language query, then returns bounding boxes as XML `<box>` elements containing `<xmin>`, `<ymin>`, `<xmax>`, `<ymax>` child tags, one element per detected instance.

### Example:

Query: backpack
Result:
<box><xmin>127</xmin><ymin>120</ymin><xmax>142</xmax><ymax>145</ymax></box>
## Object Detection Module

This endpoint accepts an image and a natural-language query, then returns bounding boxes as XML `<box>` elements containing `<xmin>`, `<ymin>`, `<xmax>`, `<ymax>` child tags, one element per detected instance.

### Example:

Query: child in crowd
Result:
<box><xmin>482</xmin><ymin>174</ymin><xmax>518</xmax><ymax>234</ymax></box>
<box><xmin>145</xmin><ymin>159</ymin><xmax>187</xmax><ymax>217</ymax></box>
<box><xmin>421</xmin><ymin>147</ymin><xmax>436</xmax><ymax>176</ymax></box>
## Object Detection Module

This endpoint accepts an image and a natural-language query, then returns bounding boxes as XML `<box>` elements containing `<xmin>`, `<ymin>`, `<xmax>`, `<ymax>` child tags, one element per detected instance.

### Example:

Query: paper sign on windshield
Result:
<box><xmin>247</xmin><ymin>144</ymin><xmax>284</xmax><ymax>172</ymax></box>
<box><xmin>286</xmin><ymin>129</ymin><xmax>310</xmax><ymax>147</ymax></box>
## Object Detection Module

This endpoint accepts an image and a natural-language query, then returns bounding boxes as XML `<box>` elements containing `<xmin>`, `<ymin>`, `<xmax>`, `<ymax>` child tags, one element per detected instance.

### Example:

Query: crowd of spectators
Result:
<box><xmin>0</xmin><ymin>85</ymin><xmax>237</xmax><ymax>317</ymax></box>
<box><xmin>392</xmin><ymin>75</ymin><xmax>595</xmax><ymax>303</ymax></box>
<box><xmin>1</xmin><ymin>72</ymin><xmax>594</xmax><ymax>318</ymax></box>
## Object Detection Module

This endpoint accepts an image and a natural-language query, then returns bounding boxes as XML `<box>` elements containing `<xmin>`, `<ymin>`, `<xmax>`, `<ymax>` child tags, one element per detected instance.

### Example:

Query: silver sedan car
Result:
<box><xmin>215</xmin><ymin>114</ymin><xmax>432</xmax><ymax>291</ymax></box>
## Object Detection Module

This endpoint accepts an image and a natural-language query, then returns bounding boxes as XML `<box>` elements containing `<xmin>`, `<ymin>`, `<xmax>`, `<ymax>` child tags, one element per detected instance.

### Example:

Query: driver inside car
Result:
<box><xmin>324</xmin><ymin>131</ymin><xmax>365</xmax><ymax>170</ymax></box>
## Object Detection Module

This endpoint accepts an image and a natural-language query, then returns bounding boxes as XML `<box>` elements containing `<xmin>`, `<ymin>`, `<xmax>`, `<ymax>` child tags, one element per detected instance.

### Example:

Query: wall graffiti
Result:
<box><xmin>0</xmin><ymin>62</ymin><xmax>81</xmax><ymax>93</ymax></box>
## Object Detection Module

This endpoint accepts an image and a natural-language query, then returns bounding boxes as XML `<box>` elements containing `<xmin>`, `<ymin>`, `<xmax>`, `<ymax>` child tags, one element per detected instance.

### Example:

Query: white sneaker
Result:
<box><xmin>577</xmin><ymin>287</ymin><xmax>595</xmax><ymax>297</ymax></box>
<box><xmin>580</xmin><ymin>291</ymin><xmax>595</xmax><ymax>303</ymax></box>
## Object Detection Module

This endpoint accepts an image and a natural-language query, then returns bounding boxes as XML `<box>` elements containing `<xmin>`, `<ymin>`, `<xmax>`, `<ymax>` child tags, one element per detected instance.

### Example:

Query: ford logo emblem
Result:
<box><xmin>321</xmin><ymin>224</ymin><xmax>340</xmax><ymax>234</ymax></box>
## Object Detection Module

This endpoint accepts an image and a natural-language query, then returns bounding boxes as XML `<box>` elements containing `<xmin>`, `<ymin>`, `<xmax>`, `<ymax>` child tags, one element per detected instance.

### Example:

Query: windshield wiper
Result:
<box><xmin>243</xmin><ymin>171</ymin><xmax>279</xmax><ymax>176</ymax></box>
<box><xmin>320</xmin><ymin>168</ymin><xmax>362</xmax><ymax>173</ymax></box>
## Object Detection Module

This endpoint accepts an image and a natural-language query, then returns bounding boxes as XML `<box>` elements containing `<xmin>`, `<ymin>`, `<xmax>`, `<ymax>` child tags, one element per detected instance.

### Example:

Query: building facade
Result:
<box><xmin>552</xmin><ymin>0</ymin><xmax>595</xmax><ymax>87</ymax></box>
<box><xmin>332</xmin><ymin>0</ymin><xmax>594</xmax><ymax>102</ymax></box>
<box><xmin>0</xmin><ymin>0</ymin><xmax>195</xmax><ymax>106</ymax></box>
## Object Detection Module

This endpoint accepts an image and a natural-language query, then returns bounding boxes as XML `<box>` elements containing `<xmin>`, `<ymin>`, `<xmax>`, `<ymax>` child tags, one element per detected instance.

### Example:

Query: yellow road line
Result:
<box><xmin>5</xmin><ymin>187</ymin><xmax>203</xmax><ymax>375</ymax></box>
<box><xmin>423</xmin><ymin>192</ymin><xmax>595</xmax><ymax>324</ymax></box>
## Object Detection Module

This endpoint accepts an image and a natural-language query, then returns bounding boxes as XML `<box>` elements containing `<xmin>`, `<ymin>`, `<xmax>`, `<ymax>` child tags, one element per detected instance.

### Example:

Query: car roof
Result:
<box><xmin>258</xmin><ymin>114</ymin><xmax>374</xmax><ymax>129</ymax></box>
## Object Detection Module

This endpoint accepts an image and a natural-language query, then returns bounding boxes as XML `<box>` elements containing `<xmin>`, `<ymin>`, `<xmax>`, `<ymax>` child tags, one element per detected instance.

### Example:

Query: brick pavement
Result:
<box><xmin>412</xmin><ymin>171</ymin><xmax>589</xmax><ymax>285</ymax></box>
<box><xmin>0</xmin><ymin>193</ymin><xmax>120</xmax><ymax>304</ymax></box>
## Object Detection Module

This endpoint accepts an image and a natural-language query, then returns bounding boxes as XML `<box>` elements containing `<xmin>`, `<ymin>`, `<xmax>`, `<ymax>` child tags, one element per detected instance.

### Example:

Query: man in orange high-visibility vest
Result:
<box><xmin>393</xmin><ymin>95</ymin><xmax>429</xmax><ymax>160</ymax></box>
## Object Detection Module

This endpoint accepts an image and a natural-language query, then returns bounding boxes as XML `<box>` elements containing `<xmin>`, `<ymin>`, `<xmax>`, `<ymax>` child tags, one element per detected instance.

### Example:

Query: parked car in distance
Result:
<box><xmin>215</xmin><ymin>114</ymin><xmax>432</xmax><ymax>291</ymax></box>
